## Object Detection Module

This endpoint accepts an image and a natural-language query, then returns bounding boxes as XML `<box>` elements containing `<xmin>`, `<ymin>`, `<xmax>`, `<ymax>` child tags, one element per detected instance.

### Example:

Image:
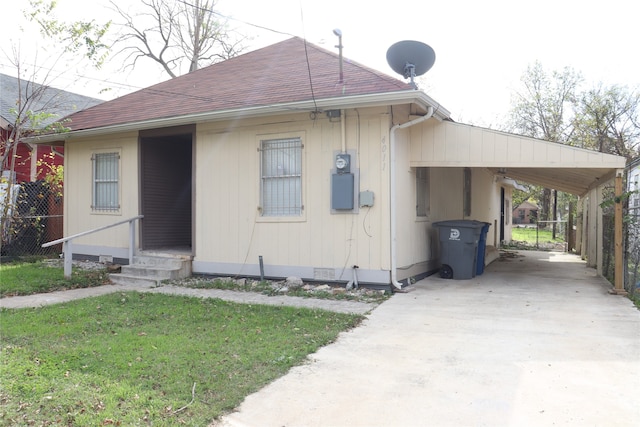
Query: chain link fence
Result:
<box><xmin>1</xmin><ymin>180</ymin><xmax>63</xmax><ymax>259</ymax></box>
<box><xmin>626</xmin><ymin>218</ymin><xmax>640</xmax><ymax>298</ymax></box>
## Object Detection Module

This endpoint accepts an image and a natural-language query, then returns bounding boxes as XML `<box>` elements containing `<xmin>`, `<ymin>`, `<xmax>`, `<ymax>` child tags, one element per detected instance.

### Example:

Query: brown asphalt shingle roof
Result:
<box><xmin>65</xmin><ymin>37</ymin><xmax>413</xmax><ymax>131</ymax></box>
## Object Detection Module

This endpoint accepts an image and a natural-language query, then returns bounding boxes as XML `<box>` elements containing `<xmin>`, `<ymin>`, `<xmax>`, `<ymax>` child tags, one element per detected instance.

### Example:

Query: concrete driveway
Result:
<box><xmin>216</xmin><ymin>251</ymin><xmax>640</xmax><ymax>427</ymax></box>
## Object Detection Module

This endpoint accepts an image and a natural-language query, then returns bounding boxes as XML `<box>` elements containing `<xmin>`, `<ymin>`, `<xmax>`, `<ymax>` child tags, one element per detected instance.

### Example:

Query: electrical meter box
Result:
<box><xmin>331</xmin><ymin>173</ymin><xmax>354</xmax><ymax>209</ymax></box>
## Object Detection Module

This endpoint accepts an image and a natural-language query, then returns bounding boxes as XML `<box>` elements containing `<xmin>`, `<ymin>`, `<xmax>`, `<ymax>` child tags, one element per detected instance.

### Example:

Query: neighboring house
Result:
<box><xmin>1</xmin><ymin>73</ymin><xmax>102</xmax><ymax>255</ymax></box>
<box><xmin>32</xmin><ymin>37</ymin><xmax>626</xmax><ymax>288</ymax></box>
<box><xmin>512</xmin><ymin>201</ymin><xmax>538</xmax><ymax>225</ymax></box>
<box><xmin>0</xmin><ymin>73</ymin><xmax>103</xmax><ymax>183</ymax></box>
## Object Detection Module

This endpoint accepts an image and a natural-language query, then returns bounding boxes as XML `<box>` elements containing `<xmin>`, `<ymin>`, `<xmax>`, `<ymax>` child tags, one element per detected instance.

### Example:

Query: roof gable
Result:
<box><xmin>64</xmin><ymin>37</ymin><xmax>413</xmax><ymax>131</ymax></box>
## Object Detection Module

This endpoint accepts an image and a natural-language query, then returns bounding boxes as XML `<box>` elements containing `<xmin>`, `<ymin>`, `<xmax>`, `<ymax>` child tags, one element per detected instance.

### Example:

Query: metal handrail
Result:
<box><xmin>42</xmin><ymin>215</ymin><xmax>144</xmax><ymax>278</ymax></box>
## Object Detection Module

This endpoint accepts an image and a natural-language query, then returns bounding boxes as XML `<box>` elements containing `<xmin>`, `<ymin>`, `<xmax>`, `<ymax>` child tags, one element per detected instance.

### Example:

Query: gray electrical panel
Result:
<box><xmin>332</xmin><ymin>173</ymin><xmax>354</xmax><ymax>209</ymax></box>
<box><xmin>359</xmin><ymin>191</ymin><xmax>374</xmax><ymax>207</ymax></box>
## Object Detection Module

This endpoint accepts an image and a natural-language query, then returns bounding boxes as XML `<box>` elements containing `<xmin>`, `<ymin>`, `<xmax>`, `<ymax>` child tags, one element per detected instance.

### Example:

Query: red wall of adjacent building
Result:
<box><xmin>1</xmin><ymin>131</ymin><xmax>64</xmax><ymax>183</ymax></box>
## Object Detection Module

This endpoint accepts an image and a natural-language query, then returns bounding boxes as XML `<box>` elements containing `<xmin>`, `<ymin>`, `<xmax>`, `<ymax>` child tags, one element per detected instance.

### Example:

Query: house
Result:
<box><xmin>32</xmin><ymin>37</ymin><xmax>627</xmax><ymax>288</ymax></box>
<box><xmin>1</xmin><ymin>73</ymin><xmax>103</xmax><ymax>183</ymax></box>
<box><xmin>512</xmin><ymin>201</ymin><xmax>538</xmax><ymax>225</ymax></box>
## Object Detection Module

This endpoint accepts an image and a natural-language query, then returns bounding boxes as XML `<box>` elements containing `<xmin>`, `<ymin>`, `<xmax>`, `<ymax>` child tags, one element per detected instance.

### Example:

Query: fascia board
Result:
<box><xmin>27</xmin><ymin>90</ymin><xmax>451</xmax><ymax>144</ymax></box>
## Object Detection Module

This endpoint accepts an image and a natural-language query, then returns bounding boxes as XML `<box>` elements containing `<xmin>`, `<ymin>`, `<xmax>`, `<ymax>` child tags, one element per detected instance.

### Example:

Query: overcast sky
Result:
<box><xmin>2</xmin><ymin>0</ymin><xmax>638</xmax><ymax>126</ymax></box>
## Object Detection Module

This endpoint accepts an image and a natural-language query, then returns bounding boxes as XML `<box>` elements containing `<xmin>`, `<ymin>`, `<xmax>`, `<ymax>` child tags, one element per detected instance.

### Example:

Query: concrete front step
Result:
<box><xmin>109</xmin><ymin>253</ymin><xmax>192</xmax><ymax>286</ymax></box>
<box><xmin>121</xmin><ymin>264</ymin><xmax>186</xmax><ymax>279</ymax></box>
<box><xmin>132</xmin><ymin>255</ymin><xmax>189</xmax><ymax>268</ymax></box>
<box><xmin>109</xmin><ymin>273</ymin><xmax>162</xmax><ymax>287</ymax></box>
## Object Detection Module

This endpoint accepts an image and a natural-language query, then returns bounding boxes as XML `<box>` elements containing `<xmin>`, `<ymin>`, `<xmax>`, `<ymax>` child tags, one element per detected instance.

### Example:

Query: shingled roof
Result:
<box><xmin>64</xmin><ymin>37</ymin><xmax>415</xmax><ymax>131</ymax></box>
<box><xmin>0</xmin><ymin>73</ymin><xmax>103</xmax><ymax>130</ymax></box>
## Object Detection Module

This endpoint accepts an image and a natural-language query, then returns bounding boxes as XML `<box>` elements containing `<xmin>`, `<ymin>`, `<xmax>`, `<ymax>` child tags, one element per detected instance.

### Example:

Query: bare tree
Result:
<box><xmin>111</xmin><ymin>0</ymin><xmax>246</xmax><ymax>78</ymax></box>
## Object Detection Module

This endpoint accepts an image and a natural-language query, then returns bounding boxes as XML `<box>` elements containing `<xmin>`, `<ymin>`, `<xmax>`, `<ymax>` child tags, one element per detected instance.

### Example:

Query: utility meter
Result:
<box><xmin>335</xmin><ymin>154</ymin><xmax>351</xmax><ymax>174</ymax></box>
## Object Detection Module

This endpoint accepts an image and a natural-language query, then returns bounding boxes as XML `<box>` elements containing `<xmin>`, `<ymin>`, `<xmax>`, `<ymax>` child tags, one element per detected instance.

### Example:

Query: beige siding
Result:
<box><xmin>194</xmin><ymin>108</ymin><xmax>391</xmax><ymax>279</ymax></box>
<box><xmin>64</xmin><ymin>132</ymin><xmax>139</xmax><ymax>252</ymax></box>
<box><xmin>395</xmin><ymin>120</ymin><xmax>502</xmax><ymax>277</ymax></box>
<box><xmin>410</xmin><ymin>120</ymin><xmax>623</xmax><ymax>168</ymax></box>
<box><xmin>397</xmin><ymin>118</ymin><xmax>505</xmax><ymax>275</ymax></box>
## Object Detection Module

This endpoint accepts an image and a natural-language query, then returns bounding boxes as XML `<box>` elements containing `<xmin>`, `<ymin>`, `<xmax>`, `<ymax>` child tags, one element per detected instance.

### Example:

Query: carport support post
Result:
<box><xmin>611</xmin><ymin>169</ymin><xmax>627</xmax><ymax>295</ymax></box>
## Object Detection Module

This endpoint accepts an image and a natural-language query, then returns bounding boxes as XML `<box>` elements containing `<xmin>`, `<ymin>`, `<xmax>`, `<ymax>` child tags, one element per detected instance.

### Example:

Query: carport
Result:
<box><xmin>409</xmin><ymin>120</ymin><xmax>628</xmax><ymax>293</ymax></box>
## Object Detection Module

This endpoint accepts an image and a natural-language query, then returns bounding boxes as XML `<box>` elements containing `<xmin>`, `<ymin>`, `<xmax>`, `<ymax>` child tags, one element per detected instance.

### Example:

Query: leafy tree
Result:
<box><xmin>0</xmin><ymin>61</ymin><xmax>72</xmax><ymax>254</ymax></box>
<box><xmin>508</xmin><ymin>62</ymin><xmax>583</xmax><ymax>225</ymax></box>
<box><xmin>572</xmin><ymin>84</ymin><xmax>640</xmax><ymax>160</ymax></box>
<box><xmin>24</xmin><ymin>0</ymin><xmax>111</xmax><ymax>69</ymax></box>
<box><xmin>2</xmin><ymin>0</ymin><xmax>110</xmax><ymax>175</ymax></box>
<box><xmin>110</xmin><ymin>0</ymin><xmax>246</xmax><ymax>78</ymax></box>
<box><xmin>508</xmin><ymin>62</ymin><xmax>640</xmax><ymax>268</ymax></box>
<box><xmin>508</xmin><ymin>61</ymin><xmax>582</xmax><ymax>143</ymax></box>
<box><xmin>1</xmin><ymin>0</ymin><xmax>109</xmax><ymax>253</ymax></box>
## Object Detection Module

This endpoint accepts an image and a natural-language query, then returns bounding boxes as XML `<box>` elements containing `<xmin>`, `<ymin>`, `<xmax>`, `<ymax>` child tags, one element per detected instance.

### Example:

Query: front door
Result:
<box><xmin>139</xmin><ymin>126</ymin><xmax>193</xmax><ymax>251</ymax></box>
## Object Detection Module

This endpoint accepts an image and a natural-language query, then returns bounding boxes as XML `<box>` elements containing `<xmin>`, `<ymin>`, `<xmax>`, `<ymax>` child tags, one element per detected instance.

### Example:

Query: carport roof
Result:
<box><xmin>409</xmin><ymin>121</ymin><xmax>627</xmax><ymax>196</ymax></box>
<box><xmin>486</xmin><ymin>167</ymin><xmax>618</xmax><ymax>196</ymax></box>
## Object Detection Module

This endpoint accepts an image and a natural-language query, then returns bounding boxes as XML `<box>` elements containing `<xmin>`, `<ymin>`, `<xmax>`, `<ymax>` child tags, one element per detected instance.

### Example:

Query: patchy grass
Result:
<box><xmin>0</xmin><ymin>292</ymin><xmax>363</xmax><ymax>426</ymax></box>
<box><xmin>0</xmin><ymin>261</ymin><xmax>110</xmax><ymax>298</ymax></box>
<box><xmin>165</xmin><ymin>276</ymin><xmax>391</xmax><ymax>304</ymax></box>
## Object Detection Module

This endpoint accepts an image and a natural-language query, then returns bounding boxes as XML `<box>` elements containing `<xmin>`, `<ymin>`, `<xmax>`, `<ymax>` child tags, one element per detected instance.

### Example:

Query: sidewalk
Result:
<box><xmin>0</xmin><ymin>282</ymin><xmax>378</xmax><ymax>315</ymax></box>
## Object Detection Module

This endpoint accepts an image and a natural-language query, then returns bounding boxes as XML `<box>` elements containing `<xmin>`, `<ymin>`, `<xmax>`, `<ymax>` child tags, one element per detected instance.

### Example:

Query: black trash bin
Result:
<box><xmin>476</xmin><ymin>222</ymin><xmax>491</xmax><ymax>276</ymax></box>
<box><xmin>433</xmin><ymin>220</ymin><xmax>486</xmax><ymax>280</ymax></box>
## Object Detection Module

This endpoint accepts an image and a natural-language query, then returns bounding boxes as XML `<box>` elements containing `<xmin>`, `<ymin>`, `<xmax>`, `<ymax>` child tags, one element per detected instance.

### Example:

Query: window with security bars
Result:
<box><xmin>260</xmin><ymin>138</ymin><xmax>302</xmax><ymax>216</ymax></box>
<box><xmin>92</xmin><ymin>152</ymin><xmax>119</xmax><ymax>211</ymax></box>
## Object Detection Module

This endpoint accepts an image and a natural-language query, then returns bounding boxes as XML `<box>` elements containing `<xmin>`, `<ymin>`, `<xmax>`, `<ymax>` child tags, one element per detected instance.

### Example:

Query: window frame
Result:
<box><xmin>257</xmin><ymin>134</ymin><xmax>305</xmax><ymax>222</ymax></box>
<box><xmin>415</xmin><ymin>167</ymin><xmax>430</xmax><ymax>219</ymax></box>
<box><xmin>91</xmin><ymin>150</ymin><xmax>121</xmax><ymax>214</ymax></box>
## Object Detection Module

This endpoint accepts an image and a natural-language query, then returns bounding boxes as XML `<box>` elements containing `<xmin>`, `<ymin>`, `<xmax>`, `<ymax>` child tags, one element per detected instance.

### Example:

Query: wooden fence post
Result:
<box><xmin>611</xmin><ymin>169</ymin><xmax>627</xmax><ymax>295</ymax></box>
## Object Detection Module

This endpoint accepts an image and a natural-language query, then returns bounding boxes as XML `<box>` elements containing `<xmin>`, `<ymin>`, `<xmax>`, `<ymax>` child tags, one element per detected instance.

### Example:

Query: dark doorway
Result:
<box><xmin>140</xmin><ymin>126</ymin><xmax>193</xmax><ymax>251</ymax></box>
<box><xmin>500</xmin><ymin>187</ymin><xmax>505</xmax><ymax>243</ymax></box>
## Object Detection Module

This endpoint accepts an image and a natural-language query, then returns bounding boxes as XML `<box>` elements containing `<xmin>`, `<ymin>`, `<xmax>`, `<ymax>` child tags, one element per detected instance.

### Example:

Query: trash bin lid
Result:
<box><xmin>433</xmin><ymin>220</ymin><xmax>486</xmax><ymax>229</ymax></box>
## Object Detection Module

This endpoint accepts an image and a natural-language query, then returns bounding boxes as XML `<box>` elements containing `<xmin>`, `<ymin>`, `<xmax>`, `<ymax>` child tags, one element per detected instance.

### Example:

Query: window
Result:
<box><xmin>416</xmin><ymin>167</ymin><xmax>430</xmax><ymax>217</ymax></box>
<box><xmin>260</xmin><ymin>137</ymin><xmax>302</xmax><ymax>216</ymax></box>
<box><xmin>463</xmin><ymin>168</ymin><xmax>472</xmax><ymax>217</ymax></box>
<box><xmin>519</xmin><ymin>209</ymin><xmax>525</xmax><ymax>220</ymax></box>
<box><xmin>92</xmin><ymin>152</ymin><xmax>119</xmax><ymax>211</ymax></box>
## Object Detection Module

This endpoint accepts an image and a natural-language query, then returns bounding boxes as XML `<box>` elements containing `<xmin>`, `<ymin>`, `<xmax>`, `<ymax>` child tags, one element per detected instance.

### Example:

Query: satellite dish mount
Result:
<box><xmin>386</xmin><ymin>40</ymin><xmax>436</xmax><ymax>89</ymax></box>
<box><xmin>403</xmin><ymin>63</ymin><xmax>417</xmax><ymax>83</ymax></box>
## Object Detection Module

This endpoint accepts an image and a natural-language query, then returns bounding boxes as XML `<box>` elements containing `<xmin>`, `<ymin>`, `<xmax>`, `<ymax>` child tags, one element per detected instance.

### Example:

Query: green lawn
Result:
<box><xmin>512</xmin><ymin>227</ymin><xmax>565</xmax><ymax>244</ymax></box>
<box><xmin>0</xmin><ymin>261</ymin><xmax>110</xmax><ymax>297</ymax></box>
<box><xmin>0</xmin><ymin>292</ymin><xmax>363</xmax><ymax>426</ymax></box>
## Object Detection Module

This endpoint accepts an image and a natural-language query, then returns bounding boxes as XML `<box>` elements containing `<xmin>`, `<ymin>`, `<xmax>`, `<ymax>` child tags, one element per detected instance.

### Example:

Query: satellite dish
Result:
<box><xmin>386</xmin><ymin>40</ymin><xmax>436</xmax><ymax>89</ymax></box>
